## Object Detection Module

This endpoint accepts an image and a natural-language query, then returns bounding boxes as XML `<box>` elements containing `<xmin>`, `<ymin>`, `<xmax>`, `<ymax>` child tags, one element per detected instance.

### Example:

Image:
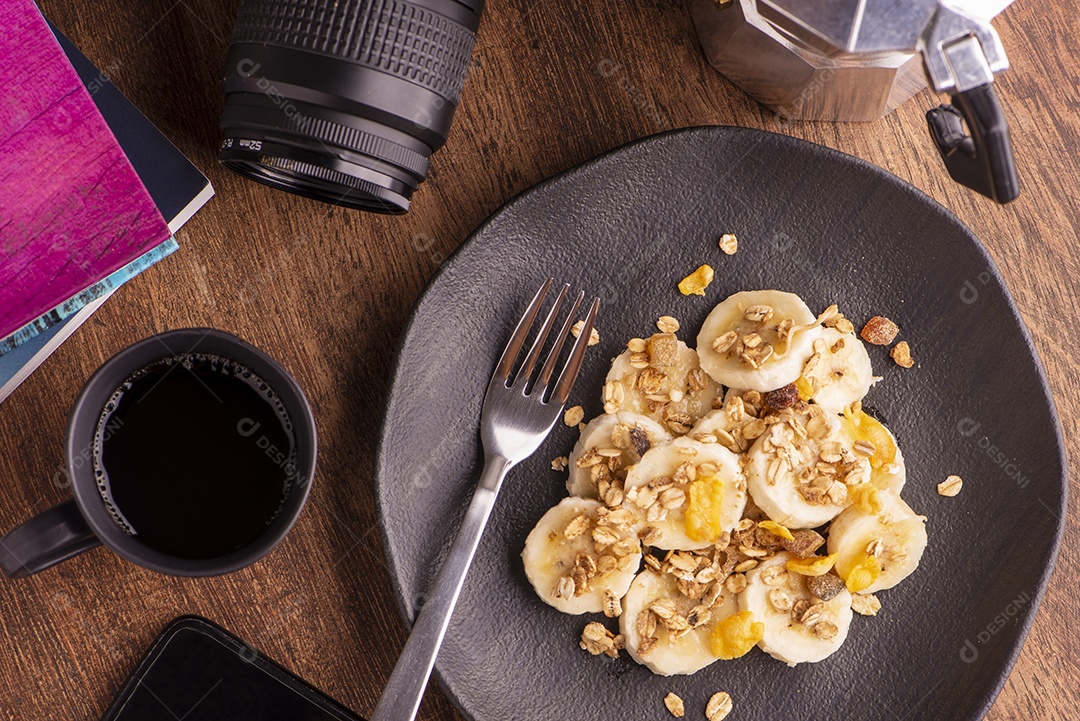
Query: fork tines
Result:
<box><xmin>494</xmin><ymin>279</ymin><xmax>600</xmax><ymax>405</ymax></box>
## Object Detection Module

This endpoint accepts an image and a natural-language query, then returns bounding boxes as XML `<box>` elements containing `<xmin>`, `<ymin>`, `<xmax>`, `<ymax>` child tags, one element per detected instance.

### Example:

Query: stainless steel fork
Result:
<box><xmin>371</xmin><ymin>279</ymin><xmax>599</xmax><ymax>721</ymax></box>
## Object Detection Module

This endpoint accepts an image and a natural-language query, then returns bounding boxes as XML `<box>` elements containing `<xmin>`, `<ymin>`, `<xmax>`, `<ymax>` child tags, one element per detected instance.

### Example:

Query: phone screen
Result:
<box><xmin>103</xmin><ymin>617</ymin><xmax>363</xmax><ymax>721</ymax></box>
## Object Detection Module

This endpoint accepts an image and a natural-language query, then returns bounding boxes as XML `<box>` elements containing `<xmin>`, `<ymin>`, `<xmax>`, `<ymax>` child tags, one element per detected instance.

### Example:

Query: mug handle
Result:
<box><xmin>0</xmin><ymin>500</ymin><xmax>101</xmax><ymax>578</ymax></box>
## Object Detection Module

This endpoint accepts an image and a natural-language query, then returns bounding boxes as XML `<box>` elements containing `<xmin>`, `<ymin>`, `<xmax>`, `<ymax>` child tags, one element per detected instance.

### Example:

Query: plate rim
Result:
<box><xmin>373</xmin><ymin>125</ymin><xmax>1068</xmax><ymax>721</ymax></box>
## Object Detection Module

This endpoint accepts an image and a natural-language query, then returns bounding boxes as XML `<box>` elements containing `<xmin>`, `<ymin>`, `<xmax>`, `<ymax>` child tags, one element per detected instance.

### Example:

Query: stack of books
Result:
<box><xmin>0</xmin><ymin>2</ymin><xmax>212</xmax><ymax>402</ymax></box>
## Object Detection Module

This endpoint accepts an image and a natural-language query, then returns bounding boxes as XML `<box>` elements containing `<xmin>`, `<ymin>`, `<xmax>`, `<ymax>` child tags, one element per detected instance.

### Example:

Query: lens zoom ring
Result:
<box><xmin>233</xmin><ymin>0</ymin><xmax>476</xmax><ymax>102</ymax></box>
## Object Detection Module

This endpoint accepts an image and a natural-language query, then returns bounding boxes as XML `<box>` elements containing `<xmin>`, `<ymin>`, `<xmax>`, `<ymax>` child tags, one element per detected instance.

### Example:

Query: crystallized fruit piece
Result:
<box><xmin>795</xmin><ymin>375</ymin><xmax>814</xmax><ymax>401</ymax></box>
<box><xmin>786</xmin><ymin>553</ymin><xmax>838</xmax><ymax>577</ymax></box>
<box><xmin>845</xmin><ymin>554</ymin><xmax>881</xmax><ymax>593</ymax></box>
<box><xmin>649</xmin><ymin>332</ymin><xmax>680</xmax><ymax>367</ymax></box>
<box><xmin>763</xmin><ymin>383</ymin><xmax>798</xmax><ymax>410</ymax></box>
<box><xmin>709</xmin><ymin>611</ymin><xmax>764</xmax><ymax>660</ymax></box>
<box><xmin>685</xmin><ymin>474</ymin><xmax>726</xmax><ymax>543</ymax></box>
<box><xmin>780</xmin><ymin>529</ymin><xmax>825</xmax><ymax>558</ymax></box>
<box><xmin>806</xmin><ymin>572</ymin><xmax>847</xmax><ymax>602</ymax></box>
<box><xmin>757</xmin><ymin>520</ymin><xmax>794</xmax><ymax>541</ymax></box>
<box><xmin>860</xmin><ymin>316</ymin><xmax>899</xmax><ymax>345</ymax></box>
<box><xmin>678</xmin><ymin>265</ymin><xmax>715</xmax><ymax>296</ymax></box>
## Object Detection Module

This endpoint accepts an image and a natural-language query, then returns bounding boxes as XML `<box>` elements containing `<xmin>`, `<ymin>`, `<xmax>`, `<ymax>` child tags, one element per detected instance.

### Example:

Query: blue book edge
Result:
<box><xmin>0</xmin><ymin>238</ymin><xmax>178</xmax><ymax>357</ymax></box>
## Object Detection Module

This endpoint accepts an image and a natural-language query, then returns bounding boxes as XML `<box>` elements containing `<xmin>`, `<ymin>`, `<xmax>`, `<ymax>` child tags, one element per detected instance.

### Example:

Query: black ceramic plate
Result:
<box><xmin>375</xmin><ymin>127</ymin><xmax>1066</xmax><ymax>721</ymax></box>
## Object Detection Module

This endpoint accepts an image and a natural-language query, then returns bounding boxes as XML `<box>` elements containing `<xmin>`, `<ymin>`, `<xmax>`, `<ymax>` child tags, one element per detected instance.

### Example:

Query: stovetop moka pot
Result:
<box><xmin>691</xmin><ymin>0</ymin><xmax>1019</xmax><ymax>203</ymax></box>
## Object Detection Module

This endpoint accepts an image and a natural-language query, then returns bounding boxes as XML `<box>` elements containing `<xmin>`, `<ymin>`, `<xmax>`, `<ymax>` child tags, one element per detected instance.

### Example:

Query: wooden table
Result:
<box><xmin>3</xmin><ymin>1</ymin><xmax>1077</xmax><ymax>718</ymax></box>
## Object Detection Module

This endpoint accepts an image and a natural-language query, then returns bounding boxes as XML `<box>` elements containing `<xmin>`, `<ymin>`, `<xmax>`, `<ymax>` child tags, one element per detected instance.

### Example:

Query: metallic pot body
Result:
<box><xmin>690</xmin><ymin>0</ymin><xmax>1013</xmax><ymax>122</ymax></box>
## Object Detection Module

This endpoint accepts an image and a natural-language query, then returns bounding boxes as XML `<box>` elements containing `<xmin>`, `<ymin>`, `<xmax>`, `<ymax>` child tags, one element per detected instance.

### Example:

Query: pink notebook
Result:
<box><xmin>0</xmin><ymin>0</ymin><xmax>171</xmax><ymax>338</ymax></box>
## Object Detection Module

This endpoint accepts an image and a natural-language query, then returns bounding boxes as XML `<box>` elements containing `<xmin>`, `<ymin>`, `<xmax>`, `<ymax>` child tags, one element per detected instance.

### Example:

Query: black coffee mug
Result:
<box><xmin>0</xmin><ymin>329</ymin><xmax>317</xmax><ymax>578</ymax></box>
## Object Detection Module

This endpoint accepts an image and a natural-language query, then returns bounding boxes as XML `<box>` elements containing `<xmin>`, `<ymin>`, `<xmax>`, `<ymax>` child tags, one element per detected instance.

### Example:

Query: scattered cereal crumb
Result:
<box><xmin>563</xmin><ymin>405</ymin><xmax>585</xmax><ymax>427</ymax></box>
<box><xmin>821</xmin><ymin>306</ymin><xmax>855</xmax><ymax>335</ymax></box>
<box><xmin>602</xmin><ymin>589</ymin><xmax>621</xmax><ymax>618</ymax></box>
<box><xmin>718</xmin><ymin>234</ymin><xmax>738</xmax><ymax>255</ymax></box>
<box><xmin>550</xmin><ymin>456</ymin><xmax>569</xmax><ymax>471</ymax></box>
<box><xmin>851</xmin><ymin>593</ymin><xmax>882</xmax><ymax>616</ymax></box>
<box><xmin>678</xmin><ymin>265</ymin><xmax>715</xmax><ymax>296</ymax></box>
<box><xmin>890</xmin><ymin>341</ymin><xmax>914</xmax><ymax>368</ymax></box>
<box><xmin>860</xmin><ymin>315</ymin><xmax>900</xmax><ymax>345</ymax></box>
<box><xmin>657</xmin><ymin>315</ymin><xmax>681</xmax><ymax>334</ymax></box>
<box><xmin>578</xmin><ymin>422</ymin><xmax>587</xmax><ymax>432</ymax></box>
<box><xmin>627</xmin><ymin>337</ymin><xmax>648</xmax><ymax>353</ymax></box>
<box><xmin>580</xmin><ymin>622</ymin><xmax>622</xmax><ymax>658</ymax></box>
<box><xmin>937</xmin><ymin>474</ymin><xmax>963</xmax><ymax>497</ymax></box>
<box><xmin>571</xmin><ymin>320</ymin><xmax>600</xmax><ymax>346</ymax></box>
<box><xmin>706</xmin><ymin>691</ymin><xmax>734</xmax><ymax>720</ymax></box>
<box><xmin>664</xmin><ymin>692</ymin><xmax>685</xmax><ymax>718</ymax></box>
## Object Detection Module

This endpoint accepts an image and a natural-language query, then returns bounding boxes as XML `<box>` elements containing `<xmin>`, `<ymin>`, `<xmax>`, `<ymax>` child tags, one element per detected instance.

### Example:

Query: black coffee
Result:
<box><xmin>93</xmin><ymin>353</ymin><xmax>296</xmax><ymax>559</ymax></box>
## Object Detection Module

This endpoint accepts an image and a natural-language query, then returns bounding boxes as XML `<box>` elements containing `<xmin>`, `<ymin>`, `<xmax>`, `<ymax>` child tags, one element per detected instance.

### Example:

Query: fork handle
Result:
<box><xmin>371</xmin><ymin>454</ymin><xmax>511</xmax><ymax>721</ymax></box>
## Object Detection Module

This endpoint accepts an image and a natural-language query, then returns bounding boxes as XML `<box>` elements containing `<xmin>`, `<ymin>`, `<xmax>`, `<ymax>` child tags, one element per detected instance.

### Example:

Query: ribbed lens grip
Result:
<box><xmin>232</xmin><ymin>0</ymin><xmax>477</xmax><ymax>102</ymax></box>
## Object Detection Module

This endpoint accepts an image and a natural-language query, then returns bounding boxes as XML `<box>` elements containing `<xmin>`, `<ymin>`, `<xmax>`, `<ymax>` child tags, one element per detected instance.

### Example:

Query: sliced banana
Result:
<box><xmin>620</xmin><ymin>568</ymin><xmax>739</xmax><ymax>675</ymax></box>
<box><xmin>522</xmin><ymin>498</ymin><xmax>642</xmax><ymax>615</ymax></box>
<box><xmin>603</xmin><ymin>336</ymin><xmax>720</xmax><ymax>434</ymax></box>
<box><xmin>840</xmin><ymin>406</ymin><xmax>906</xmax><ymax>493</ymax></box>
<box><xmin>744</xmin><ymin>405</ymin><xmax>870</xmax><ymax>529</ymax></box>
<box><xmin>567</xmin><ymin>412</ymin><xmax>673</xmax><ymax>500</ymax></box>
<box><xmin>827</xmin><ymin>489</ymin><xmax>927</xmax><ymax>594</ymax></box>
<box><xmin>697</xmin><ymin>290</ymin><xmax>822</xmax><ymax>392</ymax></box>
<box><xmin>686</xmin><ymin>388</ymin><xmax>763</xmax><ymax>454</ymax></box>
<box><xmin>799</xmin><ymin>328</ymin><xmax>875</xmax><ymax>414</ymax></box>
<box><xmin>739</xmin><ymin>552</ymin><xmax>852</xmax><ymax>666</ymax></box>
<box><xmin>624</xmin><ymin>437</ymin><xmax>746</xmax><ymax>550</ymax></box>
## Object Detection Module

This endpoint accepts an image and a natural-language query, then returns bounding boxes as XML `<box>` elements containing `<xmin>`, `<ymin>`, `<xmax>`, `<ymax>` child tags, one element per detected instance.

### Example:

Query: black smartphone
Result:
<box><xmin>102</xmin><ymin>616</ymin><xmax>365</xmax><ymax>721</ymax></box>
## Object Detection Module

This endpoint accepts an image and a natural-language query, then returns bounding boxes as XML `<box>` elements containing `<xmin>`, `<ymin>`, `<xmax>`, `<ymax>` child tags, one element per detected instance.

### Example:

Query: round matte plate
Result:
<box><xmin>375</xmin><ymin>127</ymin><xmax>1065</xmax><ymax>721</ymax></box>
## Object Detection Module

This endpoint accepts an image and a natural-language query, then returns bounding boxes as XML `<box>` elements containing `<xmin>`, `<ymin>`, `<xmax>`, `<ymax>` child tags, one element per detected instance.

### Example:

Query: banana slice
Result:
<box><xmin>624</xmin><ymin>437</ymin><xmax>746</xmax><ymax>550</ymax></box>
<box><xmin>620</xmin><ymin>567</ymin><xmax>739</xmax><ymax>675</ymax></box>
<box><xmin>603</xmin><ymin>336</ymin><xmax>720</xmax><ymax>434</ymax></box>
<box><xmin>827</xmin><ymin>489</ymin><xmax>927</xmax><ymax>594</ymax></box>
<box><xmin>739</xmin><ymin>552</ymin><xmax>852</xmax><ymax>666</ymax></box>
<box><xmin>697</xmin><ymin>290</ymin><xmax>822</xmax><ymax>392</ymax></box>
<box><xmin>744</xmin><ymin>405</ymin><xmax>871</xmax><ymax>529</ymax></box>
<box><xmin>687</xmin><ymin>388</ymin><xmax>762</xmax><ymax>454</ymax></box>
<box><xmin>840</xmin><ymin>406</ymin><xmax>906</xmax><ymax>493</ymax></box>
<box><xmin>799</xmin><ymin>328</ymin><xmax>875</xmax><ymax>414</ymax></box>
<box><xmin>522</xmin><ymin>498</ymin><xmax>642</xmax><ymax>615</ymax></box>
<box><xmin>567</xmin><ymin>412</ymin><xmax>673</xmax><ymax>501</ymax></box>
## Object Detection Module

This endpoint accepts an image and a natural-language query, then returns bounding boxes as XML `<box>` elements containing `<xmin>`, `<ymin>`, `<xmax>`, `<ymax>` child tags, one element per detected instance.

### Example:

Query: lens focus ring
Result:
<box><xmin>232</xmin><ymin>0</ymin><xmax>477</xmax><ymax>103</ymax></box>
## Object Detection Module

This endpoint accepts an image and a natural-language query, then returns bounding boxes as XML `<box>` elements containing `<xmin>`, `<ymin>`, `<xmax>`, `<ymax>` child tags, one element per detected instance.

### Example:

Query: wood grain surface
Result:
<box><xmin>2</xmin><ymin>1</ymin><xmax>1077</xmax><ymax>719</ymax></box>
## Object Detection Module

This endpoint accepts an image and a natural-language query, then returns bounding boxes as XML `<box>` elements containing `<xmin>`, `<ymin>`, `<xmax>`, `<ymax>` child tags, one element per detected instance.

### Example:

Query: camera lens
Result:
<box><xmin>219</xmin><ymin>0</ymin><xmax>483</xmax><ymax>214</ymax></box>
